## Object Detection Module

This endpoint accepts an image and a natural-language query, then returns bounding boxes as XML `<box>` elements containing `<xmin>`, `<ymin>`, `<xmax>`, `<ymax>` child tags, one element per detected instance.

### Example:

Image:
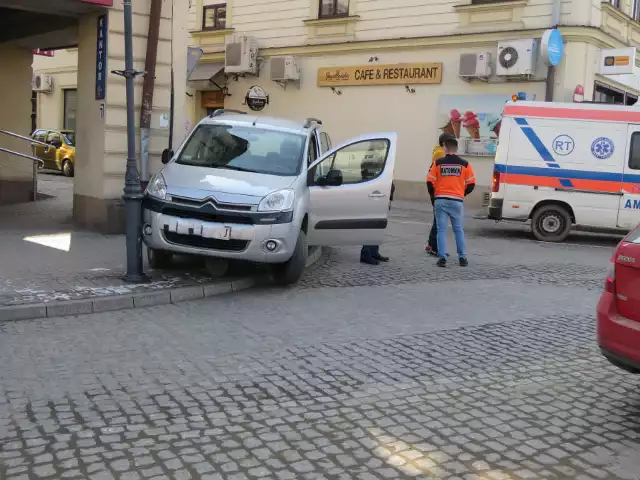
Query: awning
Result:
<box><xmin>189</xmin><ymin>62</ymin><xmax>225</xmax><ymax>82</ymax></box>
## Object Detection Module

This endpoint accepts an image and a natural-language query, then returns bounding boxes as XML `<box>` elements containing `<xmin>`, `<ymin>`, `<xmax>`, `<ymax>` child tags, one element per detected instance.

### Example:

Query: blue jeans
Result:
<box><xmin>435</xmin><ymin>198</ymin><xmax>467</xmax><ymax>260</ymax></box>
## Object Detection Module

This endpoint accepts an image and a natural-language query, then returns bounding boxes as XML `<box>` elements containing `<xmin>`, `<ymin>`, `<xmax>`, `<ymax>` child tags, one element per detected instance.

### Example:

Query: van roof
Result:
<box><xmin>504</xmin><ymin>100</ymin><xmax>640</xmax><ymax>123</ymax></box>
<box><xmin>199</xmin><ymin>113</ymin><xmax>314</xmax><ymax>135</ymax></box>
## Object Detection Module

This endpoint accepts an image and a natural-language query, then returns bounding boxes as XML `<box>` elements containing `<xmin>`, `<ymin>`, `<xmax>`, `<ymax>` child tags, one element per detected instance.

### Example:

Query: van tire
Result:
<box><xmin>270</xmin><ymin>230</ymin><xmax>307</xmax><ymax>285</ymax></box>
<box><xmin>147</xmin><ymin>247</ymin><xmax>173</xmax><ymax>269</ymax></box>
<box><xmin>531</xmin><ymin>204</ymin><xmax>572</xmax><ymax>242</ymax></box>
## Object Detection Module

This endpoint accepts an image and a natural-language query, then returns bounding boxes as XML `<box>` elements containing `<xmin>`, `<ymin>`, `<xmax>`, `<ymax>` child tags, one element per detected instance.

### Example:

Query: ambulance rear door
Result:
<box><xmin>618</xmin><ymin>125</ymin><xmax>640</xmax><ymax>229</ymax></box>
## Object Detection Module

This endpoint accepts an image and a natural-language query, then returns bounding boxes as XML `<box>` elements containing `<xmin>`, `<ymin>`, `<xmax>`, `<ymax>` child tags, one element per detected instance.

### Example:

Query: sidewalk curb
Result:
<box><xmin>0</xmin><ymin>246</ymin><xmax>324</xmax><ymax>323</ymax></box>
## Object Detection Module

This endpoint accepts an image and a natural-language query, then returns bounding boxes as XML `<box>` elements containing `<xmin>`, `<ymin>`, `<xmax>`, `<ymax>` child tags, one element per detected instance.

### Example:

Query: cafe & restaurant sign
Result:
<box><xmin>317</xmin><ymin>63</ymin><xmax>442</xmax><ymax>87</ymax></box>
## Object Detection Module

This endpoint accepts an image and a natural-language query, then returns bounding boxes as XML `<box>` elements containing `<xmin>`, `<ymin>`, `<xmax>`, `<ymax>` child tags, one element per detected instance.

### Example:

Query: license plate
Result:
<box><xmin>213</xmin><ymin>226</ymin><xmax>232</xmax><ymax>240</ymax></box>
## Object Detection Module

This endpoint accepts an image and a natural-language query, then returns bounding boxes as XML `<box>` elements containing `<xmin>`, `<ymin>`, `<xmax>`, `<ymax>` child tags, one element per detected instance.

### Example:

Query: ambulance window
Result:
<box><xmin>630</xmin><ymin>132</ymin><xmax>640</xmax><ymax>170</ymax></box>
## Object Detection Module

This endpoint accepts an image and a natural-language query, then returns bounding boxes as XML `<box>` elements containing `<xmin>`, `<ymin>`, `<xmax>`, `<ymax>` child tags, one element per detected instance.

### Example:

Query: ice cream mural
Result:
<box><xmin>437</xmin><ymin>94</ymin><xmax>534</xmax><ymax>156</ymax></box>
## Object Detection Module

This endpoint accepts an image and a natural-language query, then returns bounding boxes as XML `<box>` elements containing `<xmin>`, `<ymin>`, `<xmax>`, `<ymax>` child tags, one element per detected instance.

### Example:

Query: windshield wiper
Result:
<box><xmin>210</xmin><ymin>164</ymin><xmax>256</xmax><ymax>173</ymax></box>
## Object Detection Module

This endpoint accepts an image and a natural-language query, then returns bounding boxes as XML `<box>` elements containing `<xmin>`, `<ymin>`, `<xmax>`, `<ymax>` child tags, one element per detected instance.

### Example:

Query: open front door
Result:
<box><xmin>618</xmin><ymin>126</ymin><xmax>640</xmax><ymax>230</ymax></box>
<box><xmin>306</xmin><ymin>132</ymin><xmax>396</xmax><ymax>246</ymax></box>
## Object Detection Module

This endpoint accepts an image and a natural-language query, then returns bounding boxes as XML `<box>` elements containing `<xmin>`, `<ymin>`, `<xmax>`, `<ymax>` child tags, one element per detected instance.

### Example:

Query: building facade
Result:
<box><xmin>33</xmin><ymin>0</ymin><xmax>640</xmax><ymax>208</ymax></box>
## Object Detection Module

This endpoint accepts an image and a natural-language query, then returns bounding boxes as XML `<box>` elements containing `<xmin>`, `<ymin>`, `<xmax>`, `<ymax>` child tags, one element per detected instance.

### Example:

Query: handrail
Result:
<box><xmin>0</xmin><ymin>129</ymin><xmax>49</xmax><ymax>201</ymax></box>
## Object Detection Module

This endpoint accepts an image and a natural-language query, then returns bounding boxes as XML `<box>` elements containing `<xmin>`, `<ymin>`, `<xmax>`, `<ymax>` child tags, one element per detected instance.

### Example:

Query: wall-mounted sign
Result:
<box><xmin>201</xmin><ymin>90</ymin><xmax>225</xmax><ymax>108</ymax></box>
<box><xmin>95</xmin><ymin>14</ymin><xmax>108</xmax><ymax>100</ymax></box>
<box><xmin>600</xmin><ymin>47</ymin><xmax>636</xmax><ymax>75</ymax></box>
<box><xmin>541</xmin><ymin>29</ymin><xmax>563</xmax><ymax>67</ymax></box>
<box><xmin>317</xmin><ymin>63</ymin><xmax>442</xmax><ymax>87</ymax></box>
<box><xmin>245</xmin><ymin>86</ymin><xmax>269</xmax><ymax>111</ymax></box>
<box><xmin>33</xmin><ymin>49</ymin><xmax>55</xmax><ymax>57</ymax></box>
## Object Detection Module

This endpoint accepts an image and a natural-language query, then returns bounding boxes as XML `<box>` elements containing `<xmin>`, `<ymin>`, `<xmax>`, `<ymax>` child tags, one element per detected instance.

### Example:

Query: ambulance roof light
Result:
<box><xmin>512</xmin><ymin>92</ymin><xmax>527</xmax><ymax>102</ymax></box>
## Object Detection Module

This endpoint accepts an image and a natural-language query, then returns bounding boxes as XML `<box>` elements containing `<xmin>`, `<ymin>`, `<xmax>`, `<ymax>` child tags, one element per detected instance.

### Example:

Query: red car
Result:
<box><xmin>597</xmin><ymin>225</ymin><xmax>640</xmax><ymax>373</ymax></box>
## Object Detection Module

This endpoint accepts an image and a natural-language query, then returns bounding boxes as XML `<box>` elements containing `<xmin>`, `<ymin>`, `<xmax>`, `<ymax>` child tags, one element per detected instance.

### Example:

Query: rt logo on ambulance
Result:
<box><xmin>552</xmin><ymin>134</ymin><xmax>575</xmax><ymax>156</ymax></box>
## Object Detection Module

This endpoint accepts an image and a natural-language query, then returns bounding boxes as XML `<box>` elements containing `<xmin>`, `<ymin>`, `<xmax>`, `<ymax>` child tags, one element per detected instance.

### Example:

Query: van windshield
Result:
<box><xmin>175</xmin><ymin>124</ymin><xmax>306</xmax><ymax>176</ymax></box>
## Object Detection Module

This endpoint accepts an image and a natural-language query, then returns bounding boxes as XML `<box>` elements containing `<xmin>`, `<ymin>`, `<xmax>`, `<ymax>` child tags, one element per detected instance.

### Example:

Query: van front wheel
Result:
<box><xmin>531</xmin><ymin>204</ymin><xmax>572</xmax><ymax>242</ymax></box>
<box><xmin>270</xmin><ymin>230</ymin><xmax>307</xmax><ymax>286</ymax></box>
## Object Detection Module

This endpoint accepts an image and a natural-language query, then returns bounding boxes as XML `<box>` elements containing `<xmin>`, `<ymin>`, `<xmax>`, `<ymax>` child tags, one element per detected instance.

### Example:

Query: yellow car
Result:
<box><xmin>31</xmin><ymin>129</ymin><xmax>76</xmax><ymax>177</ymax></box>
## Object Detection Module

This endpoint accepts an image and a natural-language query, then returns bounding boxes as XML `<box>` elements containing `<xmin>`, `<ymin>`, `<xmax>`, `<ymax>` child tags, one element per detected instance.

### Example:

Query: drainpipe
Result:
<box><xmin>544</xmin><ymin>0</ymin><xmax>562</xmax><ymax>101</ymax></box>
<box><xmin>139</xmin><ymin>0</ymin><xmax>162</xmax><ymax>188</ymax></box>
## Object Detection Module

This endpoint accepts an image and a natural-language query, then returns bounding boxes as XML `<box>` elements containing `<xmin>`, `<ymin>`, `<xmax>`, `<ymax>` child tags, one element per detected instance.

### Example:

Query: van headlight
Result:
<box><xmin>258</xmin><ymin>189</ymin><xmax>294</xmax><ymax>212</ymax></box>
<box><xmin>146</xmin><ymin>173</ymin><xmax>167</xmax><ymax>200</ymax></box>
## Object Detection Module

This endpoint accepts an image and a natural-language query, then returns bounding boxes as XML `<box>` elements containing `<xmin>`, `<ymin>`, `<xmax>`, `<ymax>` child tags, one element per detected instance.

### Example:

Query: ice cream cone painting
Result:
<box><xmin>437</xmin><ymin>94</ymin><xmax>533</xmax><ymax>155</ymax></box>
<box><xmin>462</xmin><ymin>111</ymin><xmax>480</xmax><ymax>139</ymax></box>
<box><xmin>450</xmin><ymin>109</ymin><xmax>462</xmax><ymax>137</ymax></box>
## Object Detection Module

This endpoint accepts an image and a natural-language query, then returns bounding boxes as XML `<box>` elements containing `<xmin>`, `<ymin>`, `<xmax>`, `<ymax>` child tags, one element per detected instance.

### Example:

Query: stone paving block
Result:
<box><xmin>170</xmin><ymin>286</ymin><xmax>205</xmax><ymax>304</ymax></box>
<box><xmin>46</xmin><ymin>299</ymin><xmax>93</xmax><ymax>318</ymax></box>
<box><xmin>132</xmin><ymin>291</ymin><xmax>171</xmax><ymax>309</ymax></box>
<box><xmin>0</xmin><ymin>303</ymin><xmax>46</xmax><ymax>322</ymax></box>
<box><xmin>203</xmin><ymin>282</ymin><xmax>233</xmax><ymax>298</ymax></box>
<box><xmin>91</xmin><ymin>295</ymin><xmax>134</xmax><ymax>313</ymax></box>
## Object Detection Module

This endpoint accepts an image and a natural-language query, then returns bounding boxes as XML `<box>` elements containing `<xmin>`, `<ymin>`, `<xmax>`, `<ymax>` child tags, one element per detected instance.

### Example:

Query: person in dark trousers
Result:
<box><xmin>425</xmin><ymin>133</ymin><xmax>456</xmax><ymax>256</ymax></box>
<box><xmin>427</xmin><ymin>137</ymin><xmax>476</xmax><ymax>268</ymax></box>
<box><xmin>361</xmin><ymin>182</ymin><xmax>395</xmax><ymax>265</ymax></box>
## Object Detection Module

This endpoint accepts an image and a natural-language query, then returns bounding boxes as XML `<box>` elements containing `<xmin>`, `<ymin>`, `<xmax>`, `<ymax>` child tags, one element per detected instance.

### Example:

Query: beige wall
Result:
<box><xmin>33</xmin><ymin>49</ymin><xmax>79</xmax><ymax>130</ymax></box>
<box><xmin>0</xmin><ymin>45</ymin><xmax>35</xmax><ymax>203</ymax></box>
<box><xmin>72</xmin><ymin>0</ymin><xmax>186</xmax><ymax>232</ymax></box>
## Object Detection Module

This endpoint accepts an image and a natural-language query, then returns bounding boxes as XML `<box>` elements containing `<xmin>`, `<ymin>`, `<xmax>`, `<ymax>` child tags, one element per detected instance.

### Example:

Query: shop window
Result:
<box><xmin>203</xmin><ymin>3</ymin><xmax>226</xmax><ymax>30</ymax></box>
<box><xmin>627</xmin><ymin>94</ymin><xmax>638</xmax><ymax>106</ymax></box>
<box><xmin>319</xmin><ymin>0</ymin><xmax>349</xmax><ymax>18</ymax></box>
<box><xmin>63</xmin><ymin>89</ymin><xmax>77</xmax><ymax>131</ymax></box>
<box><xmin>629</xmin><ymin>133</ymin><xmax>640</xmax><ymax>170</ymax></box>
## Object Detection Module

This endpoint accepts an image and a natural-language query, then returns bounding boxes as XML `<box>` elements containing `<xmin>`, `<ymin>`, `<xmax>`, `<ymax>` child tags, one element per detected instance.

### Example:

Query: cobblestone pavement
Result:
<box><xmin>2</xmin><ymin>188</ymin><xmax>639</xmax><ymax>479</ymax></box>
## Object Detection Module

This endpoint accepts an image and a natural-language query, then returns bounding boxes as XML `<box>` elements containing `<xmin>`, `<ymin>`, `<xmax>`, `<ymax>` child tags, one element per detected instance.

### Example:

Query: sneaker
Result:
<box><xmin>374</xmin><ymin>254</ymin><xmax>389</xmax><ymax>262</ymax></box>
<box><xmin>459</xmin><ymin>257</ymin><xmax>469</xmax><ymax>267</ymax></box>
<box><xmin>436</xmin><ymin>258</ymin><xmax>447</xmax><ymax>268</ymax></box>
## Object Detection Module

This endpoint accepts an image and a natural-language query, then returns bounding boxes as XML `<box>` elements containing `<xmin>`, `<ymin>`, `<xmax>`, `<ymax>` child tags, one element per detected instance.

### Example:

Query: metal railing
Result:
<box><xmin>0</xmin><ymin>129</ymin><xmax>47</xmax><ymax>201</ymax></box>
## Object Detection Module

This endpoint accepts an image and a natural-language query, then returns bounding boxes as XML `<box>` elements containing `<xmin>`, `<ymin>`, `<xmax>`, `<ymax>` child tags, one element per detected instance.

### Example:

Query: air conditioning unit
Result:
<box><xmin>270</xmin><ymin>56</ymin><xmax>300</xmax><ymax>82</ymax></box>
<box><xmin>496</xmin><ymin>39</ymin><xmax>537</xmax><ymax>77</ymax></box>
<box><xmin>225</xmin><ymin>36</ymin><xmax>259</xmax><ymax>74</ymax></box>
<box><xmin>458</xmin><ymin>52</ymin><xmax>491</xmax><ymax>80</ymax></box>
<box><xmin>32</xmin><ymin>74</ymin><xmax>53</xmax><ymax>93</ymax></box>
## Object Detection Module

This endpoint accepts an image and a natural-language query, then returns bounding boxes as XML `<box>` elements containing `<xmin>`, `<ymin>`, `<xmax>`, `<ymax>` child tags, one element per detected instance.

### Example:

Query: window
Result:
<box><xmin>46</xmin><ymin>132</ymin><xmax>62</xmax><ymax>147</ymax></box>
<box><xmin>319</xmin><ymin>132</ymin><xmax>332</xmax><ymax>153</ymax></box>
<box><xmin>609</xmin><ymin>0</ymin><xmax>620</xmax><ymax>8</ymax></box>
<box><xmin>629</xmin><ymin>133</ymin><xmax>640</xmax><ymax>170</ymax></box>
<box><xmin>176</xmin><ymin>124</ymin><xmax>306</xmax><ymax>176</ymax></box>
<box><xmin>203</xmin><ymin>3</ymin><xmax>226</xmax><ymax>30</ymax></box>
<box><xmin>318</xmin><ymin>0</ymin><xmax>349</xmax><ymax>18</ymax></box>
<box><xmin>33</xmin><ymin>130</ymin><xmax>46</xmax><ymax>142</ymax></box>
<box><xmin>313</xmin><ymin>139</ymin><xmax>390</xmax><ymax>185</ymax></box>
<box><xmin>634</xmin><ymin>0</ymin><xmax>640</xmax><ymax>21</ymax></box>
<box><xmin>594</xmin><ymin>82</ymin><xmax>625</xmax><ymax>105</ymax></box>
<box><xmin>63</xmin><ymin>89</ymin><xmax>77</xmax><ymax>131</ymax></box>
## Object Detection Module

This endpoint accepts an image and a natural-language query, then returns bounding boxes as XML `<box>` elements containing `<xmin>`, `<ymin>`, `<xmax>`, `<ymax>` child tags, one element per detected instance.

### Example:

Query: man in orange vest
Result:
<box><xmin>427</xmin><ymin>137</ymin><xmax>476</xmax><ymax>267</ymax></box>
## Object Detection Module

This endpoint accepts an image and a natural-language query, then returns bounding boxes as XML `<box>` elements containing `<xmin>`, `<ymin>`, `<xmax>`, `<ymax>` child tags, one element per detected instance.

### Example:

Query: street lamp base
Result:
<box><xmin>122</xmin><ymin>273</ymin><xmax>150</xmax><ymax>284</ymax></box>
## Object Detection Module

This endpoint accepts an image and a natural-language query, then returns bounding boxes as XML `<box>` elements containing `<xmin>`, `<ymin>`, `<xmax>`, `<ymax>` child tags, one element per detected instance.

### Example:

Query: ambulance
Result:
<box><xmin>487</xmin><ymin>100</ymin><xmax>640</xmax><ymax>242</ymax></box>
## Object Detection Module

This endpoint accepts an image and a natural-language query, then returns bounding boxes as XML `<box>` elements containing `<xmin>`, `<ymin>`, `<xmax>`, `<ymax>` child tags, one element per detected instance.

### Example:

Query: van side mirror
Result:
<box><xmin>316</xmin><ymin>169</ymin><xmax>343</xmax><ymax>187</ymax></box>
<box><xmin>161</xmin><ymin>148</ymin><xmax>174</xmax><ymax>164</ymax></box>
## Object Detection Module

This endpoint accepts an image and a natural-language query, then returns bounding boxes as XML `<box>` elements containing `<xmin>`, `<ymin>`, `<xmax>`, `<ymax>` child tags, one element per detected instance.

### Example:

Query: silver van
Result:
<box><xmin>142</xmin><ymin>110</ymin><xmax>397</xmax><ymax>285</ymax></box>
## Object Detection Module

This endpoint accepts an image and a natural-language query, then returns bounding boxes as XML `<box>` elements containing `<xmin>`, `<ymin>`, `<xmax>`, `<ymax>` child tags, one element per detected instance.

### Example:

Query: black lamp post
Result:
<box><xmin>112</xmin><ymin>0</ymin><xmax>146</xmax><ymax>282</ymax></box>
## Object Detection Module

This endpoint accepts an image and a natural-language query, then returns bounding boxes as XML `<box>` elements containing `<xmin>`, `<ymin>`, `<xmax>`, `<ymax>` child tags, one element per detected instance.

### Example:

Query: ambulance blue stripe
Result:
<box><xmin>494</xmin><ymin>164</ymin><xmax>640</xmax><ymax>183</ymax></box>
<box><xmin>513</xmin><ymin>117</ymin><xmax>575</xmax><ymax>187</ymax></box>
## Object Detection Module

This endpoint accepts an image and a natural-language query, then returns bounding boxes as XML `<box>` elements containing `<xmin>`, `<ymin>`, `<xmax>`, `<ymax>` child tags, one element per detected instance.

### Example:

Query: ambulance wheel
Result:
<box><xmin>270</xmin><ymin>230</ymin><xmax>307</xmax><ymax>286</ymax></box>
<box><xmin>531</xmin><ymin>204</ymin><xmax>572</xmax><ymax>243</ymax></box>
